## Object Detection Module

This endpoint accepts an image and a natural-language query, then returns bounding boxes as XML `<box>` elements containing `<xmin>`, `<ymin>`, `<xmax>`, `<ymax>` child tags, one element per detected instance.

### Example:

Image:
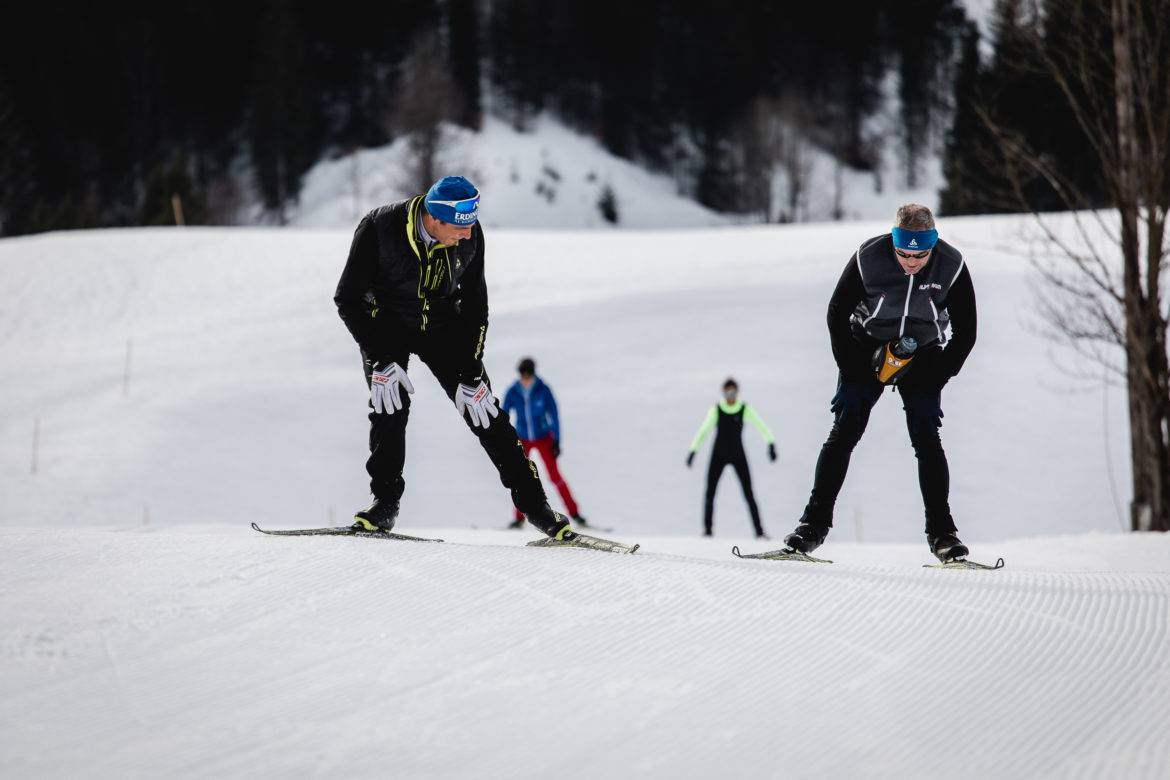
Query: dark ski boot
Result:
<box><xmin>354</xmin><ymin>497</ymin><xmax>399</xmax><ymax>532</ymax></box>
<box><xmin>507</xmin><ymin>517</ymin><xmax>526</xmax><ymax>530</ymax></box>
<box><xmin>525</xmin><ymin>504</ymin><xmax>574</xmax><ymax>540</ymax></box>
<box><xmin>784</xmin><ymin>521</ymin><xmax>828</xmax><ymax>554</ymax></box>
<box><xmin>928</xmin><ymin>532</ymin><xmax>970</xmax><ymax>562</ymax></box>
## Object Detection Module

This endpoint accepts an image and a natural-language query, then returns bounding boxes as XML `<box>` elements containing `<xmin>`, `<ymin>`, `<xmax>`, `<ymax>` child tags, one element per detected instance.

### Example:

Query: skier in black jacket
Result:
<box><xmin>783</xmin><ymin>204</ymin><xmax>978</xmax><ymax>562</ymax></box>
<box><xmin>334</xmin><ymin>176</ymin><xmax>570</xmax><ymax>539</ymax></box>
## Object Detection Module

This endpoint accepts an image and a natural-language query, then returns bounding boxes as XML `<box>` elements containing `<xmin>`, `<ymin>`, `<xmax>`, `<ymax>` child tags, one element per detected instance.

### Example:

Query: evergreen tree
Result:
<box><xmin>250</xmin><ymin>0</ymin><xmax>320</xmax><ymax>220</ymax></box>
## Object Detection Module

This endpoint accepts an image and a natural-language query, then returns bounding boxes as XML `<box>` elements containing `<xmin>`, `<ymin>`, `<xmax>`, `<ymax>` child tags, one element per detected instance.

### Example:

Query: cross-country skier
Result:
<box><xmin>501</xmin><ymin>357</ymin><xmax>594</xmax><ymax>530</ymax></box>
<box><xmin>781</xmin><ymin>203</ymin><xmax>978</xmax><ymax>562</ymax></box>
<box><xmin>687</xmin><ymin>378</ymin><xmax>777</xmax><ymax>538</ymax></box>
<box><xmin>333</xmin><ymin>176</ymin><xmax>572</xmax><ymax>540</ymax></box>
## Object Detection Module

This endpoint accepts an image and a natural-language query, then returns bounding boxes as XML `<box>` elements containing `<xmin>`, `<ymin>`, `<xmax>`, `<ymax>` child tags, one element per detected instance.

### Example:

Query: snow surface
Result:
<box><xmin>2</xmin><ymin>114</ymin><xmax>1168</xmax><ymax>777</ymax></box>
<box><xmin>2</xmin><ymin>527</ymin><xmax>1168</xmax><ymax>779</ymax></box>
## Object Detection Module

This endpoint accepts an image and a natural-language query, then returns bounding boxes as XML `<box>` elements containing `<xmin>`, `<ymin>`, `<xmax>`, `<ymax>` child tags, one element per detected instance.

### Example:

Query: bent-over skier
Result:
<box><xmin>333</xmin><ymin>176</ymin><xmax>573</xmax><ymax>540</ymax></box>
<box><xmin>782</xmin><ymin>203</ymin><xmax>978</xmax><ymax>562</ymax></box>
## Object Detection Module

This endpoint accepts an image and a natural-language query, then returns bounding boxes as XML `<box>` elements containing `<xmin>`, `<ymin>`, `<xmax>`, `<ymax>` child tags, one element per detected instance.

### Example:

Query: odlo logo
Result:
<box><xmin>908</xmin><ymin>238</ymin><xmax>919</xmax><ymax>248</ymax></box>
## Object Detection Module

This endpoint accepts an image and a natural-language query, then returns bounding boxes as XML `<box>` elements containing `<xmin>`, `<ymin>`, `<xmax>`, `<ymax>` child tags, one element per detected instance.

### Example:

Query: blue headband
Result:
<box><xmin>892</xmin><ymin>227</ymin><xmax>938</xmax><ymax>251</ymax></box>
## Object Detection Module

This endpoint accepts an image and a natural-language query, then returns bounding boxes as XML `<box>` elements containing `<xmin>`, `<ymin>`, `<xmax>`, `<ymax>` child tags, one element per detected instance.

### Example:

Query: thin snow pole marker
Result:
<box><xmin>123</xmin><ymin>338</ymin><xmax>133</xmax><ymax>397</ymax></box>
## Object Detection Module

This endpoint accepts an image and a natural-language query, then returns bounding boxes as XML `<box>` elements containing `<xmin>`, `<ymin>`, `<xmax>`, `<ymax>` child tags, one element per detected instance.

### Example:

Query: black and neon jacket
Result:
<box><xmin>827</xmin><ymin>234</ymin><xmax>977</xmax><ymax>392</ymax></box>
<box><xmin>689</xmin><ymin>400</ymin><xmax>775</xmax><ymax>460</ymax></box>
<box><xmin>334</xmin><ymin>196</ymin><xmax>488</xmax><ymax>381</ymax></box>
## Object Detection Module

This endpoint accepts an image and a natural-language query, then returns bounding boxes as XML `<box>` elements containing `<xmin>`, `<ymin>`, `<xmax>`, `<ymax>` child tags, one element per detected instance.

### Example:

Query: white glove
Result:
<box><xmin>371</xmin><ymin>362</ymin><xmax>415</xmax><ymax>414</ymax></box>
<box><xmin>454</xmin><ymin>380</ymin><xmax>499</xmax><ymax>428</ymax></box>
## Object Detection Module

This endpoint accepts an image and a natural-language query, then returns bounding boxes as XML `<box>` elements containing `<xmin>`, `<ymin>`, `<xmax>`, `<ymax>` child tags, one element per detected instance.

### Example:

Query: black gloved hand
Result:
<box><xmin>768</xmin><ymin>443</ymin><xmax>777</xmax><ymax>462</ymax></box>
<box><xmin>903</xmin><ymin>392</ymin><xmax>944</xmax><ymax>434</ymax></box>
<box><xmin>550</xmin><ymin>439</ymin><xmax>561</xmax><ymax>458</ymax></box>
<box><xmin>830</xmin><ymin>380</ymin><xmax>880</xmax><ymax>425</ymax></box>
<box><xmin>686</xmin><ymin>451</ymin><xmax>695</xmax><ymax>468</ymax></box>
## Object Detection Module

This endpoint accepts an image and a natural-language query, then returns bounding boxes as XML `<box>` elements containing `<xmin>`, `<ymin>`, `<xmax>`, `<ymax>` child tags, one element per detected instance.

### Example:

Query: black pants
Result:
<box><xmin>360</xmin><ymin>330</ymin><xmax>546</xmax><ymax>514</ymax></box>
<box><xmin>704</xmin><ymin>453</ymin><xmax>764</xmax><ymax>536</ymax></box>
<box><xmin>802</xmin><ymin>379</ymin><xmax>955</xmax><ymax>536</ymax></box>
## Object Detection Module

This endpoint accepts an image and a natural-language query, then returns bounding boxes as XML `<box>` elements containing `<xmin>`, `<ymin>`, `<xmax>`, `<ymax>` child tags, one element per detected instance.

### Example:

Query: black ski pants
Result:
<box><xmin>704</xmin><ymin>453</ymin><xmax>764</xmax><ymax>536</ymax></box>
<box><xmin>802</xmin><ymin>377</ymin><xmax>955</xmax><ymax>536</ymax></box>
<box><xmin>360</xmin><ymin>329</ymin><xmax>546</xmax><ymax>514</ymax></box>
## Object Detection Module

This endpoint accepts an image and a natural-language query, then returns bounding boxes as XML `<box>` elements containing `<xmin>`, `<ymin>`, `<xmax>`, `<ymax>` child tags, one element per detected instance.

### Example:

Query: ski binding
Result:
<box><xmin>924</xmin><ymin>556</ymin><xmax>1004</xmax><ymax>570</ymax></box>
<box><xmin>731</xmin><ymin>545</ymin><xmax>832</xmax><ymax>564</ymax></box>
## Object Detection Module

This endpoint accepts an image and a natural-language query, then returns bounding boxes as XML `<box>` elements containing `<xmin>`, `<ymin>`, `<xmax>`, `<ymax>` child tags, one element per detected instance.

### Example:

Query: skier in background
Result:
<box><xmin>779</xmin><ymin>203</ymin><xmax>977</xmax><ymax>563</ymax></box>
<box><xmin>687</xmin><ymin>378</ymin><xmax>777</xmax><ymax>538</ymax></box>
<box><xmin>501</xmin><ymin>357</ymin><xmax>594</xmax><ymax>530</ymax></box>
<box><xmin>333</xmin><ymin>175</ymin><xmax>573</xmax><ymax>540</ymax></box>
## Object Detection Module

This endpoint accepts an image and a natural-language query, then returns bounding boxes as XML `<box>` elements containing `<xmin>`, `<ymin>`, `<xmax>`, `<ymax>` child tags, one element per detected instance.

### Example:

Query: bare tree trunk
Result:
<box><xmin>1113</xmin><ymin>0</ymin><xmax>1170</xmax><ymax>530</ymax></box>
<box><xmin>972</xmin><ymin>0</ymin><xmax>1170</xmax><ymax>531</ymax></box>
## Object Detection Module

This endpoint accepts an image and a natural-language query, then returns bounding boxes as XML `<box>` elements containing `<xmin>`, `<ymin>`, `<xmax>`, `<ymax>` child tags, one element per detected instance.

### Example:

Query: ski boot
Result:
<box><xmin>928</xmin><ymin>532</ymin><xmax>970</xmax><ymax>563</ymax></box>
<box><xmin>354</xmin><ymin>497</ymin><xmax>399</xmax><ymax>532</ymax></box>
<box><xmin>783</xmin><ymin>521</ymin><xmax>829</xmax><ymax>554</ymax></box>
<box><xmin>525</xmin><ymin>504</ymin><xmax>575</xmax><ymax>540</ymax></box>
<box><xmin>507</xmin><ymin>517</ymin><xmax>526</xmax><ymax>530</ymax></box>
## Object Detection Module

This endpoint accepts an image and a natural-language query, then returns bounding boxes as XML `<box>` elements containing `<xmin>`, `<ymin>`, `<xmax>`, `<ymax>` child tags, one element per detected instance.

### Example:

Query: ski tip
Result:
<box><xmin>250</xmin><ymin>522</ymin><xmax>263</xmax><ymax>532</ymax></box>
<box><xmin>731</xmin><ymin>545</ymin><xmax>743</xmax><ymax>558</ymax></box>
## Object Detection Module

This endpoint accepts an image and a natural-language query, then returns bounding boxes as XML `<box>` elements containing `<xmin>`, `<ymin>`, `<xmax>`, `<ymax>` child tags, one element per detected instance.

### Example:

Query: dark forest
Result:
<box><xmin>0</xmin><ymin>0</ymin><xmax>1143</xmax><ymax>236</ymax></box>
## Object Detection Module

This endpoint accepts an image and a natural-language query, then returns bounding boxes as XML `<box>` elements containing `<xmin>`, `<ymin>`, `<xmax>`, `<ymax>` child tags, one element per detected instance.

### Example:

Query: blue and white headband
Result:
<box><xmin>892</xmin><ymin>227</ymin><xmax>938</xmax><ymax>252</ymax></box>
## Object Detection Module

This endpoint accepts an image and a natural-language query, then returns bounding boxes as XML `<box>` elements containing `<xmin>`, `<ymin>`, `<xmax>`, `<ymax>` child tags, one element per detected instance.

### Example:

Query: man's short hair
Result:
<box><xmin>518</xmin><ymin>357</ymin><xmax>536</xmax><ymax>376</ymax></box>
<box><xmin>895</xmin><ymin>204</ymin><xmax>935</xmax><ymax>231</ymax></box>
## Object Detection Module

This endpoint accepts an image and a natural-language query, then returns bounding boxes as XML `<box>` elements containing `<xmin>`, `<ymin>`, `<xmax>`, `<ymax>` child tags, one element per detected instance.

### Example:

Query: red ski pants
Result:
<box><xmin>513</xmin><ymin>433</ymin><xmax>580</xmax><ymax>519</ymax></box>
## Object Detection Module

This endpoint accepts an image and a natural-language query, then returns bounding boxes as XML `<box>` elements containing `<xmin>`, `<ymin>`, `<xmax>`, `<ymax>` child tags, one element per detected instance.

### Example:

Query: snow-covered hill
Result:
<box><xmin>2</xmin><ymin>214</ymin><xmax>1166</xmax><ymax>778</ymax></box>
<box><xmin>281</xmin><ymin>114</ymin><xmax>944</xmax><ymax>230</ymax></box>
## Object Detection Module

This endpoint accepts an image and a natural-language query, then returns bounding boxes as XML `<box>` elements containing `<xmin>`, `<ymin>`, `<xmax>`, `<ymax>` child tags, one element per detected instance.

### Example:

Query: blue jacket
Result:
<box><xmin>502</xmin><ymin>376</ymin><xmax>560</xmax><ymax>442</ymax></box>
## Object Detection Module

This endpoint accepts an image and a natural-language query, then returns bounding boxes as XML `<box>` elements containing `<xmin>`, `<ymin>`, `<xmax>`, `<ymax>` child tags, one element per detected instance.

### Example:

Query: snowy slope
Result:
<box><xmin>2</xmin><ymin>527</ymin><xmax>1168</xmax><ymax>779</ymax></box>
<box><xmin>2</xmin><ymin>214</ymin><xmax>1167</xmax><ymax>779</ymax></box>
<box><xmin>284</xmin><ymin>114</ymin><xmax>944</xmax><ymax>230</ymax></box>
<box><xmin>0</xmin><ymin>218</ymin><xmax>1134</xmax><ymax>539</ymax></box>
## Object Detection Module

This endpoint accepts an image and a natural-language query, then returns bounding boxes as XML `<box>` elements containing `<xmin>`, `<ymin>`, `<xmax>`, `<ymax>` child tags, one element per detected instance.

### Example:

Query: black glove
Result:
<box><xmin>686</xmin><ymin>451</ymin><xmax>695</xmax><ymax>468</ymax></box>
<box><xmin>830</xmin><ymin>380</ymin><xmax>881</xmax><ymax>425</ymax></box>
<box><xmin>903</xmin><ymin>392</ymin><xmax>944</xmax><ymax>434</ymax></box>
<box><xmin>768</xmin><ymin>443</ymin><xmax>777</xmax><ymax>462</ymax></box>
<box><xmin>550</xmin><ymin>439</ymin><xmax>561</xmax><ymax>458</ymax></box>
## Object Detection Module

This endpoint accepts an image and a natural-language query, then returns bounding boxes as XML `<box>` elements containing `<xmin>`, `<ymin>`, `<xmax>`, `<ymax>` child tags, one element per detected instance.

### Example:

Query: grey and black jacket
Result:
<box><xmin>334</xmin><ymin>195</ymin><xmax>488</xmax><ymax>381</ymax></box>
<box><xmin>826</xmin><ymin>234</ymin><xmax>977</xmax><ymax>393</ymax></box>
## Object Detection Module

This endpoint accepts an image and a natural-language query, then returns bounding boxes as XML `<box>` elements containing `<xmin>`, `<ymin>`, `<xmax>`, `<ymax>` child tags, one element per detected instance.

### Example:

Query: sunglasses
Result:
<box><xmin>427</xmin><ymin>192</ymin><xmax>480</xmax><ymax>213</ymax></box>
<box><xmin>895</xmin><ymin>248</ymin><xmax>931</xmax><ymax>259</ymax></box>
